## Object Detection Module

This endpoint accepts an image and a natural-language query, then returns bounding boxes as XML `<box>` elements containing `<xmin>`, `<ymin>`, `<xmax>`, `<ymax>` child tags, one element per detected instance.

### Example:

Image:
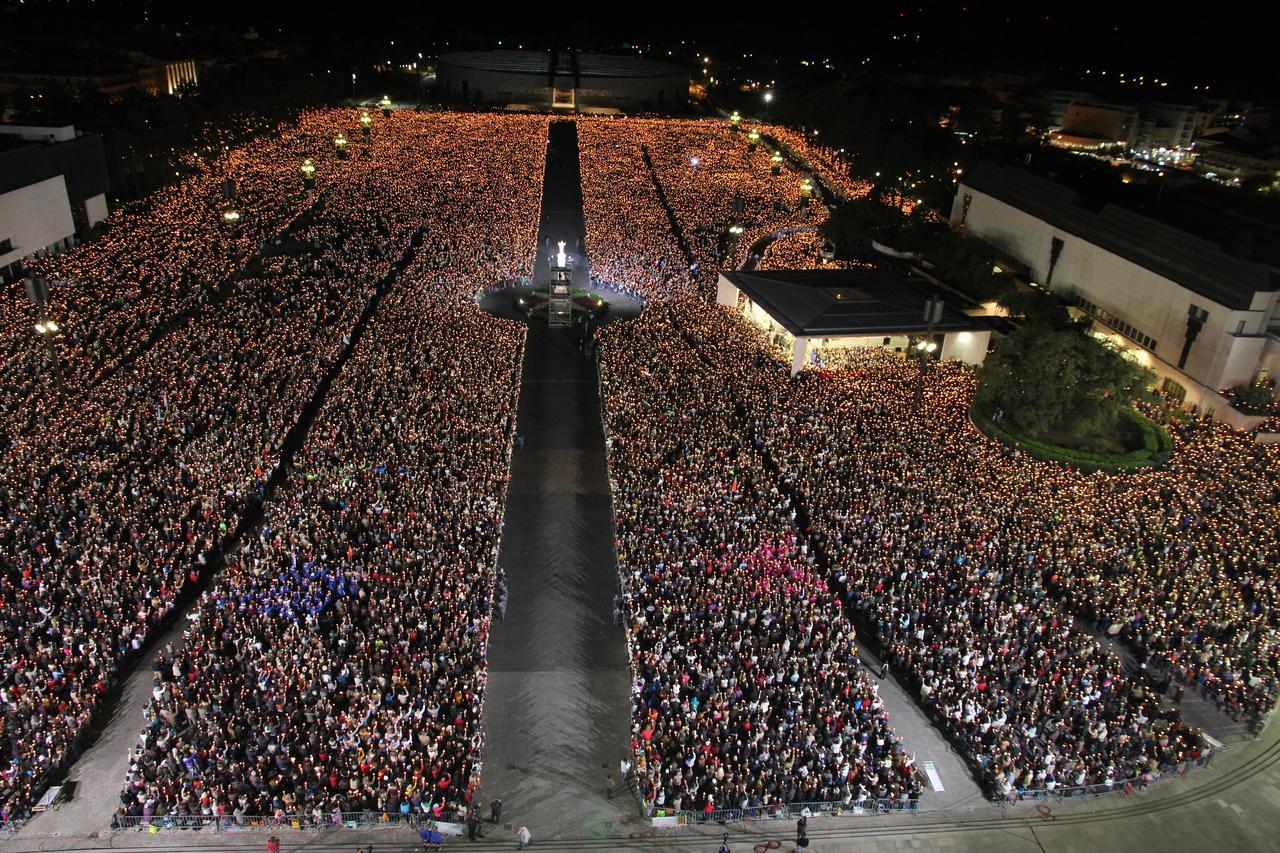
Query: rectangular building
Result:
<box><xmin>0</xmin><ymin>125</ymin><xmax>110</xmax><ymax>284</ymax></box>
<box><xmin>952</xmin><ymin>163</ymin><xmax>1280</xmax><ymax>415</ymax></box>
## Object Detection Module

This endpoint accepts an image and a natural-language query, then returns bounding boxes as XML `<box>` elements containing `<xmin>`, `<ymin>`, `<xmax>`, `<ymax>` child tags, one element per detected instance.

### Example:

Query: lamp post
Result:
<box><xmin>300</xmin><ymin>158</ymin><xmax>316</xmax><ymax>187</ymax></box>
<box><xmin>360</xmin><ymin>111</ymin><xmax>372</xmax><ymax>137</ymax></box>
<box><xmin>379</xmin><ymin>94</ymin><xmax>392</xmax><ymax>117</ymax></box>
<box><xmin>221</xmin><ymin>204</ymin><xmax>242</xmax><ymax>233</ymax></box>
<box><xmin>729</xmin><ymin>111</ymin><xmax>742</xmax><ymax>131</ymax></box>
<box><xmin>914</xmin><ymin>296</ymin><xmax>943</xmax><ymax>413</ymax></box>
<box><xmin>748</xmin><ymin>129</ymin><xmax>760</xmax><ymax>151</ymax></box>
<box><xmin>799</xmin><ymin>177</ymin><xmax>814</xmax><ymax>206</ymax></box>
<box><xmin>334</xmin><ymin>132</ymin><xmax>349</xmax><ymax>159</ymax></box>
<box><xmin>33</xmin><ymin>315</ymin><xmax>59</xmax><ymax>373</ymax></box>
<box><xmin>770</xmin><ymin>152</ymin><xmax>783</xmax><ymax>175</ymax></box>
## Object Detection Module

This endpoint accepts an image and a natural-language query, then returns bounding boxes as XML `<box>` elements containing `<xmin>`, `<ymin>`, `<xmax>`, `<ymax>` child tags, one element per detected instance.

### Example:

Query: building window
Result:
<box><xmin>0</xmin><ymin>238</ymin><xmax>11</xmax><ymax>254</ymax></box>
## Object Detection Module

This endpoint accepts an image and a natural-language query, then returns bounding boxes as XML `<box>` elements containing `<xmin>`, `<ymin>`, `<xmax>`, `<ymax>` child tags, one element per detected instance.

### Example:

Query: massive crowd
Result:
<box><xmin>115</xmin><ymin>112</ymin><xmax>548</xmax><ymax>822</ymax></box>
<box><xmin>580</xmin><ymin>122</ymin><xmax>919</xmax><ymax>812</ymax></box>
<box><xmin>0</xmin><ymin>110</ymin><xmax>548</xmax><ymax>823</ymax></box>
<box><xmin>580</xmin><ymin>117</ymin><xmax>1274</xmax><ymax>803</ymax></box>
<box><xmin>1</xmin><ymin>109</ymin><xmax>1276</xmax><ymax>828</ymax></box>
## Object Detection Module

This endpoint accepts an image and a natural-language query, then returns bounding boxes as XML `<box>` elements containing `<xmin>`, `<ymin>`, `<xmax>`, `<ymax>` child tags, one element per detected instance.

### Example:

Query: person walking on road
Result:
<box><xmin>607</xmin><ymin>775</ymin><xmax>616</xmax><ymax>800</ymax></box>
<box><xmin>489</xmin><ymin>796</ymin><xmax>503</xmax><ymax>824</ymax></box>
<box><xmin>516</xmin><ymin>825</ymin><xmax>532</xmax><ymax>849</ymax></box>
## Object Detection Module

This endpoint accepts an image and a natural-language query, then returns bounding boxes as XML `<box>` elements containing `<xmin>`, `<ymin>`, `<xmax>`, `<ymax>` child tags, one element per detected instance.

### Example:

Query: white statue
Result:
<box><xmin>555</xmin><ymin>240</ymin><xmax>567</xmax><ymax>268</ymax></box>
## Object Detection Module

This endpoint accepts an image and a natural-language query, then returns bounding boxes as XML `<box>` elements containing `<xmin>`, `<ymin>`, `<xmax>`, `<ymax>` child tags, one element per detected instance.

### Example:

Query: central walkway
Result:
<box><xmin>480</xmin><ymin>121</ymin><xmax>634</xmax><ymax>842</ymax></box>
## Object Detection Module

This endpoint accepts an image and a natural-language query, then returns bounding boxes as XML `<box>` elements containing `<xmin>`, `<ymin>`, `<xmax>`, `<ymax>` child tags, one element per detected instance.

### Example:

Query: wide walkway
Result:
<box><xmin>479</xmin><ymin>120</ymin><xmax>634</xmax><ymax>842</ymax></box>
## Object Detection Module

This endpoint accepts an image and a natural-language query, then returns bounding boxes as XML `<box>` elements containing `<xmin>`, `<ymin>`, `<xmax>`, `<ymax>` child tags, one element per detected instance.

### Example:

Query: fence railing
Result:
<box><xmin>111</xmin><ymin>810</ymin><xmax>463</xmax><ymax>834</ymax></box>
<box><xmin>996</xmin><ymin>750</ymin><xmax>1220</xmax><ymax>804</ymax></box>
<box><xmin>647</xmin><ymin>797</ymin><xmax>920</xmax><ymax>825</ymax></box>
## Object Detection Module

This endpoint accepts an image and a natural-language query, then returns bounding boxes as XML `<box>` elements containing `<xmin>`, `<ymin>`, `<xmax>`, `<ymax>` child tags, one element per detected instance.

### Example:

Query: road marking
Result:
<box><xmin>923</xmin><ymin>760</ymin><xmax>945</xmax><ymax>792</ymax></box>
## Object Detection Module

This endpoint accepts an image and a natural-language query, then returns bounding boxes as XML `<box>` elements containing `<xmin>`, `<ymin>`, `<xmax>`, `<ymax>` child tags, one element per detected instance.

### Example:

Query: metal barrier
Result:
<box><xmin>997</xmin><ymin>752</ymin><xmax>1220</xmax><ymax>804</ymax></box>
<box><xmin>648</xmin><ymin>798</ymin><xmax>920</xmax><ymax>825</ymax></box>
<box><xmin>111</xmin><ymin>810</ymin><xmax>462</xmax><ymax>834</ymax></box>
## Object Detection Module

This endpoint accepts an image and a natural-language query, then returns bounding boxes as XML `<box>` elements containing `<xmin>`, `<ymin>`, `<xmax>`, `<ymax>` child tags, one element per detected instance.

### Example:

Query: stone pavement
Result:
<box><xmin>476</xmin><ymin>116</ymin><xmax>635</xmax><ymax>843</ymax></box>
<box><xmin>865</xmin><ymin>659</ymin><xmax>987</xmax><ymax>813</ymax></box>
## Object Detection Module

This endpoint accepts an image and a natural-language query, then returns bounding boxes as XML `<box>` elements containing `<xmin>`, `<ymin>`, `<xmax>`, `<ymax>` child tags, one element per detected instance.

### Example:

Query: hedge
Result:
<box><xmin>973</xmin><ymin>405</ymin><xmax>1172</xmax><ymax>473</ymax></box>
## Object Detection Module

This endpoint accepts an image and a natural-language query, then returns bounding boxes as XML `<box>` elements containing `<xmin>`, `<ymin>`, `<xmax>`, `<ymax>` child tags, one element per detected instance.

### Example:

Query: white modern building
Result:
<box><xmin>953</xmin><ymin>163</ymin><xmax>1280</xmax><ymax>416</ymax></box>
<box><xmin>0</xmin><ymin>125</ymin><xmax>109</xmax><ymax>285</ymax></box>
<box><xmin>716</xmin><ymin>269</ymin><xmax>991</xmax><ymax>376</ymax></box>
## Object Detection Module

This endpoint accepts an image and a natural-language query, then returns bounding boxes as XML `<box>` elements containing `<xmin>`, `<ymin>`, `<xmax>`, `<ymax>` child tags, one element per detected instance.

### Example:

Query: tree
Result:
<box><xmin>975</xmin><ymin>320</ymin><xmax>1156</xmax><ymax>439</ymax></box>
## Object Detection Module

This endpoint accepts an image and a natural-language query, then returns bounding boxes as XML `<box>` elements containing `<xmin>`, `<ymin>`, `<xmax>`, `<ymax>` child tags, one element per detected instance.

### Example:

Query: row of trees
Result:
<box><xmin>819</xmin><ymin>189</ymin><xmax>1158</xmax><ymax>458</ymax></box>
<box><xmin>818</xmin><ymin>194</ymin><xmax>1014</xmax><ymax>302</ymax></box>
<box><xmin>975</xmin><ymin>302</ymin><xmax>1157</xmax><ymax>448</ymax></box>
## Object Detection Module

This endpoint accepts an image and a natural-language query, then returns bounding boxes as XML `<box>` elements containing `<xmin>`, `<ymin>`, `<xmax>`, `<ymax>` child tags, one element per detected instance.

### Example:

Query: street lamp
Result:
<box><xmin>221</xmin><ymin>205</ymin><xmax>242</xmax><ymax>231</ymax></box>
<box><xmin>729</xmin><ymin>110</ymin><xmax>742</xmax><ymax>130</ymax></box>
<box><xmin>799</xmin><ymin>178</ymin><xmax>814</xmax><ymax>205</ymax></box>
<box><xmin>33</xmin><ymin>319</ymin><xmax>58</xmax><ymax>335</ymax></box>
<box><xmin>334</xmin><ymin>132</ymin><xmax>349</xmax><ymax>159</ymax></box>
<box><xmin>360</xmin><ymin>111</ymin><xmax>372</xmax><ymax>136</ymax></box>
<box><xmin>300</xmin><ymin>158</ymin><xmax>316</xmax><ymax>186</ymax></box>
<box><xmin>379</xmin><ymin>94</ymin><xmax>392</xmax><ymax>117</ymax></box>
<box><xmin>770</xmin><ymin>152</ymin><xmax>783</xmax><ymax>175</ymax></box>
<box><xmin>914</xmin><ymin>296</ymin><xmax>944</xmax><ymax>412</ymax></box>
<box><xmin>748</xmin><ymin>129</ymin><xmax>760</xmax><ymax>151</ymax></box>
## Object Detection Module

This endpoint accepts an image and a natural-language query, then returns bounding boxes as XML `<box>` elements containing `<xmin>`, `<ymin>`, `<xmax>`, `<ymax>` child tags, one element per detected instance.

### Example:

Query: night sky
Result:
<box><xmin>2</xmin><ymin>1</ymin><xmax>1274</xmax><ymax>96</ymax></box>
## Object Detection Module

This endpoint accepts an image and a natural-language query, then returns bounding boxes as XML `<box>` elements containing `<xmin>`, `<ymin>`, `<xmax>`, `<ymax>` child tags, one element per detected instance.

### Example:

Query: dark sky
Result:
<box><xmin>4</xmin><ymin>1</ymin><xmax>1275</xmax><ymax>95</ymax></box>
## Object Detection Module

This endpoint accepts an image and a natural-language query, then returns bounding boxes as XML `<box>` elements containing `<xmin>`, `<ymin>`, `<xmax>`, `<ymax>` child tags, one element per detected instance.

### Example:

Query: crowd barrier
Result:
<box><xmin>648</xmin><ymin>798</ymin><xmax>920</xmax><ymax>826</ymax></box>
<box><xmin>111</xmin><ymin>810</ymin><xmax>463</xmax><ymax>834</ymax></box>
<box><xmin>997</xmin><ymin>749</ymin><xmax>1220</xmax><ymax>804</ymax></box>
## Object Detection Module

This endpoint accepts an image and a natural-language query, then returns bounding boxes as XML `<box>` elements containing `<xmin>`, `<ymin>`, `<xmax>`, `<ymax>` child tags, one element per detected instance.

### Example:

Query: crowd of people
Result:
<box><xmin>579</xmin><ymin>117</ymin><xmax>1273</xmax><ymax>804</ymax></box>
<box><xmin>579</xmin><ymin>122</ymin><xmax>920</xmax><ymax>812</ymax></box>
<box><xmin>0</xmin><ymin>110</ymin><xmax>549</xmax><ymax>823</ymax></box>
<box><xmin>114</xmin><ymin>111</ymin><xmax>548</xmax><ymax>822</ymax></box>
<box><xmin>3</xmin><ymin>107</ymin><xmax>1277</xmax><ymax>829</ymax></box>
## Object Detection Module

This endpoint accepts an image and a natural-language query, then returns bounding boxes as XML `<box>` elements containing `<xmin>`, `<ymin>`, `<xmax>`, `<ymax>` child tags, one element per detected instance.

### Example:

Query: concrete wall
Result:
<box><xmin>953</xmin><ymin>184</ymin><xmax>1272</xmax><ymax>392</ymax></box>
<box><xmin>0</xmin><ymin>175</ymin><xmax>74</xmax><ymax>269</ymax></box>
<box><xmin>940</xmin><ymin>329</ymin><xmax>991</xmax><ymax>365</ymax></box>
<box><xmin>84</xmin><ymin>192</ymin><xmax>109</xmax><ymax>227</ymax></box>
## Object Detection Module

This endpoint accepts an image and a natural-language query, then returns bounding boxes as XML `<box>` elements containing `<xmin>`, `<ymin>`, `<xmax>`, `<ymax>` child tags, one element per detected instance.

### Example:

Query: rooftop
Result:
<box><xmin>721</xmin><ymin>268</ymin><xmax>987</xmax><ymax>338</ymax></box>
<box><xmin>962</xmin><ymin>162</ymin><xmax>1279</xmax><ymax>310</ymax></box>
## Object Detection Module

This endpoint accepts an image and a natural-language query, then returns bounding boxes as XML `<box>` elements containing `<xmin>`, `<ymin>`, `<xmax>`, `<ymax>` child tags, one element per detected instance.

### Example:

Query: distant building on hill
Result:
<box><xmin>437</xmin><ymin>49</ymin><xmax>688</xmax><ymax>112</ymax></box>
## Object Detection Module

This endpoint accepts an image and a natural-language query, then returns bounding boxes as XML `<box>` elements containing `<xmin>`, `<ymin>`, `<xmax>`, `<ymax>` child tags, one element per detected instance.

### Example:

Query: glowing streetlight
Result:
<box><xmin>729</xmin><ymin>111</ymin><xmax>742</xmax><ymax>130</ymax></box>
<box><xmin>748</xmin><ymin>129</ymin><xmax>761</xmax><ymax>151</ymax></box>
<box><xmin>360</xmin><ymin>111</ymin><xmax>373</xmax><ymax>136</ymax></box>
<box><xmin>334</xmin><ymin>132</ymin><xmax>349</xmax><ymax>159</ymax></box>
<box><xmin>300</xmin><ymin>158</ymin><xmax>316</xmax><ymax>185</ymax></box>
<box><xmin>379</xmin><ymin>94</ymin><xmax>392</xmax><ymax>116</ymax></box>
<box><xmin>771</xmin><ymin>152</ymin><xmax>783</xmax><ymax>175</ymax></box>
<box><xmin>221</xmin><ymin>206</ymin><xmax>242</xmax><ymax>224</ymax></box>
<box><xmin>800</xmin><ymin>177</ymin><xmax>814</xmax><ymax>198</ymax></box>
<box><xmin>763</xmin><ymin>91</ymin><xmax>774</xmax><ymax>103</ymax></box>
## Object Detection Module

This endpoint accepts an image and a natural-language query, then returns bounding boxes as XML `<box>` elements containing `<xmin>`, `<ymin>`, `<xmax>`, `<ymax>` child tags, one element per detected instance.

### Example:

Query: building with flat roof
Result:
<box><xmin>0</xmin><ymin>124</ymin><xmax>109</xmax><ymax>285</ymax></box>
<box><xmin>953</xmin><ymin>162</ymin><xmax>1280</xmax><ymax>417</ymax></box>
<box><xmin>716</xmin><ymin>268</ymin><xmax>991</xmax><ymax>375</ymax></box>
<box><xmin>437</xmin><ymin>49</ymin><xmax>688</xmax><ymax>111</ymax></box>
